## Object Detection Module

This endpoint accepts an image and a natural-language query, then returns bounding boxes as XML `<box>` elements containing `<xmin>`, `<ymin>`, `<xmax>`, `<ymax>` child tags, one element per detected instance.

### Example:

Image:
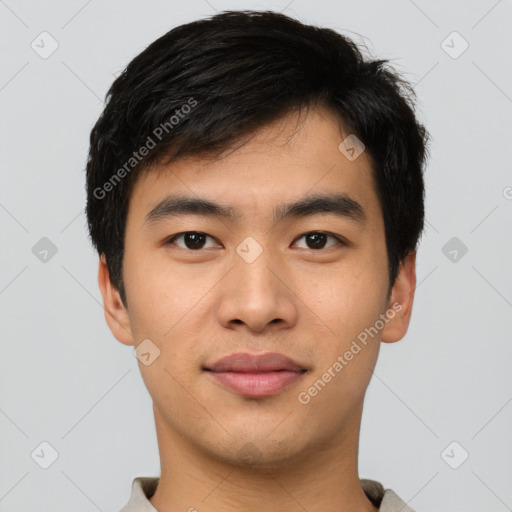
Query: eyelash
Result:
<box><xmin>165</xmin><ymin>231</ymin><xmax>347</xmax><ymax>251</ymax></box>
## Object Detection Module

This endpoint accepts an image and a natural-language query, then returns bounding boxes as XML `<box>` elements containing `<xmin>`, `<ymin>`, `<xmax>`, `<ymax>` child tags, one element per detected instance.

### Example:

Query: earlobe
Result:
<box><xmin>97</xmin><ymin>254</ymin><xmax>134</xmax><ymax>346</ymax></box>
<box><xmin>380</xmin><ymin>251</ymin><xmax>417</xmax><ymax>344</ymax></box>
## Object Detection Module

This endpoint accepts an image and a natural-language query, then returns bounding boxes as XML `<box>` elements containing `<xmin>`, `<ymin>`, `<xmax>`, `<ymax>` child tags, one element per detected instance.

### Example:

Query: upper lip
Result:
<box><xmin>206</xmin><ymin>352</ymin><xmax>306</xmax><ymax>373</ymax></box>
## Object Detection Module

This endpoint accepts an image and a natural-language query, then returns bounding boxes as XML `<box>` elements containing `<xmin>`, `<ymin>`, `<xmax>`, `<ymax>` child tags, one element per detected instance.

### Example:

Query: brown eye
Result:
<box><xmin>293</xmin><ymin>232</ymin><xmax>344</xmax><ymax>250</ymax></box>
<box><xmin>166</xmin><ymin>232</ymin><xmax>220</xmax><ymax>250</ymax></box>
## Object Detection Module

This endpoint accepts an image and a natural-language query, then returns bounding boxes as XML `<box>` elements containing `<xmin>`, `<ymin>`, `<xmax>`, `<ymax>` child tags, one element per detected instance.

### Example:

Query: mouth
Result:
<box><xmin>203</xmin><ymin>352</ymin><xmax>308</xmax><ymax>398</ymax></box>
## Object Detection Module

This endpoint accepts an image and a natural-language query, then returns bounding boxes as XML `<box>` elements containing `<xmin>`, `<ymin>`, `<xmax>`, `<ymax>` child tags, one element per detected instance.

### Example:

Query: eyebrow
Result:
<box><xmin>143</xmin><ymin>193</ymin><xmax>366</xmax><ymax>226</ymax></box>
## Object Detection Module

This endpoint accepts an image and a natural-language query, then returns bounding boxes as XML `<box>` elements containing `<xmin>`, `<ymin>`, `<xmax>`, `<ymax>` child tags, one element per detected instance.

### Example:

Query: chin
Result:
<box><xmin>203</xmin><ymin>431</ymin><xmax>312</xmax><ymax>470</ymax></box>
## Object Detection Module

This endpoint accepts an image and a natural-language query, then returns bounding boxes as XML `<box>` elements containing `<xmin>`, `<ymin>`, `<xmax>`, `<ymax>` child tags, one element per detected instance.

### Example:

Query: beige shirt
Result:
<box><xmin>119</xmin><ymin>477</ymin><xmax>417</xmax><ymax>511</ymax></box>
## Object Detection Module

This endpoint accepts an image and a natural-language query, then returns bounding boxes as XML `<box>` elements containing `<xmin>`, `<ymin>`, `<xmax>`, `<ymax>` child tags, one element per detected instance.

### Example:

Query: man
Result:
<box><xmin>86</xmin><ymin>10</ymin><xmax>429</xmax><ymax>512</ymax></box>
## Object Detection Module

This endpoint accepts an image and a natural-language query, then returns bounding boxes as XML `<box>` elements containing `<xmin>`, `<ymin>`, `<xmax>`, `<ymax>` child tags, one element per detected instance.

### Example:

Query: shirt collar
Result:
<box><xmin>119</xmin><ymin>476</ymin><xmax>416</xmax><ymax>512</ymax></box>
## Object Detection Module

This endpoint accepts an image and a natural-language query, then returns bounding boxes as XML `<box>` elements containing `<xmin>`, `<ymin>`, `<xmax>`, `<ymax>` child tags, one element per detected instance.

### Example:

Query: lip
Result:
<box><xmin>207</xmin><ymin>352</ymin><xmax>305</xmax><ymax>373</ymax></box>
<box><xmin>204</xmin><ymin>352</ymin><xmax>307</xmax><ymax>398</ymax></box>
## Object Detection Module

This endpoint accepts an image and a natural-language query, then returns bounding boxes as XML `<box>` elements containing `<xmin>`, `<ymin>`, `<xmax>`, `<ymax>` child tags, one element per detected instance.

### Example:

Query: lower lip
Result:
<box><xmin>207</xmin><ymin>370</ymin><xmax>305</xmax><ymax>398</ymax></box>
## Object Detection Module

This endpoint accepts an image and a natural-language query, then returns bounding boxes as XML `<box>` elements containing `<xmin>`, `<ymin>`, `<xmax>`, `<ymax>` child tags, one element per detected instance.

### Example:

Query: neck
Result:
<box><xmin>148</xmin><ymin>404</ymin><xmax>378</xmax><ymax>512</ymax></box>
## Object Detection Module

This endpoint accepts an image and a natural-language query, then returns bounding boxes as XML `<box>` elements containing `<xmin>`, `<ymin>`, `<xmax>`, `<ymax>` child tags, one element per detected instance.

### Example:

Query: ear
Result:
<box><xmin>97</xmin><ymin>254</ymin><xmax>134</xmax><ymax>346</ymax></box>
<box><xmin>381</xmin><ymin>251</ymin><xmax>417</xmax><ymax>344</ymax></box>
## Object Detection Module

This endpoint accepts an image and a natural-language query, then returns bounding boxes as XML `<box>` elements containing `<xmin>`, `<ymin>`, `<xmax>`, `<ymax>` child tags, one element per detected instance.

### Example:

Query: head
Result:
<box><xmin>87</xmin><ymin>10</ymin><xmax>429</xmax><ymax>467</ymax></box>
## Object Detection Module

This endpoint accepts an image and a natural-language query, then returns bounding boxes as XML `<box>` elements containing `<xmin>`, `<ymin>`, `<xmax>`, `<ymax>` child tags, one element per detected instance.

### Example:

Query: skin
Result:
<box><xmin>98</xmin><ymin>106</ymin><xmax>416</xmax><ymax>512</ymax></box>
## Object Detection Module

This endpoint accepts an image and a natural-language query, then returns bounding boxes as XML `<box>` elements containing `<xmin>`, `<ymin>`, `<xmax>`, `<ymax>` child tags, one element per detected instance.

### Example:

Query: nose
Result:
<box><xmin>215</xmin><ymin>245</ymin><xmax>299</xmax><ymax>334</ymax></box>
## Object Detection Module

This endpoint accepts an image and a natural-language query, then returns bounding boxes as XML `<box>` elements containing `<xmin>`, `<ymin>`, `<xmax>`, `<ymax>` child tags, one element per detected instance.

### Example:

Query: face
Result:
<box><xmin>99</xmin><ymin>106</ymin><xmax>416</xmax><ymax>468</ymax></box>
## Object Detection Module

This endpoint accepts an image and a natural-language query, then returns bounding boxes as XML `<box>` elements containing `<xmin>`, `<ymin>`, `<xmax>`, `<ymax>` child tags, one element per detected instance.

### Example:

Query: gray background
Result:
<box><xmin>1</xmin><ymin>0</ymin><xmax>511</xmax><ymax>511</ymax></box>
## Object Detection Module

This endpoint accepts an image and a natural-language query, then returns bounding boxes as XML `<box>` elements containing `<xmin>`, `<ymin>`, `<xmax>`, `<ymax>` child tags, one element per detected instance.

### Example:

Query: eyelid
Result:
<box><xmin>165</xmin><ymin>231</ymin><xmax>348</xmax><ymax>250</ymax></box>
<box><xmin>292</xmin><ymin>231</ymin><xmax>347</xmax><ymax>249</ymax></box>
<box><xmin>166</xmin><ymin>231</ymin><xmax>221</xmax><ymax>249</ymax></box>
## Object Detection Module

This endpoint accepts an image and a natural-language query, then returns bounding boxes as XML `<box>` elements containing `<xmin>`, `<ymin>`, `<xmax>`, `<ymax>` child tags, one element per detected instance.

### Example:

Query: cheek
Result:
<box><xmin>296</xmin><ymin>267</ymin><xmax>386</xmax><ymax>416</ymax></box>
<box><xmin>122</xmin><ymin>247</ymin><xmax>200</xmax><ymax>339</ymax></box>
<box><xmin>122</xmin><ymin>251</ymin><xmax>216</xmax><ymax>396</ymax></box>
<box><xmin>304</xmin><ymin>256</ymin><xmax>388</xmax><ymax>344</ymax></box>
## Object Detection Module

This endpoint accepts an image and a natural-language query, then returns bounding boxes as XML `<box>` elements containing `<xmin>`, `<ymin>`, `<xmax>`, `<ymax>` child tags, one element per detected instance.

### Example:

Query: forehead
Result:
<box><xmin>127</xmin><ymin>106</ymin><xmax>381</xmax><ymax>226</ymax></box>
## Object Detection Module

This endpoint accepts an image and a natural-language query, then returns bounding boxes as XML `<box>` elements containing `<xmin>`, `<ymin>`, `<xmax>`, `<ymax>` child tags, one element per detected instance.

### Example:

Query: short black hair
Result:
<box><xmin>86</xmin><ymin>9</ymin><xmax>430</xmax><ymax>308</ymax></box>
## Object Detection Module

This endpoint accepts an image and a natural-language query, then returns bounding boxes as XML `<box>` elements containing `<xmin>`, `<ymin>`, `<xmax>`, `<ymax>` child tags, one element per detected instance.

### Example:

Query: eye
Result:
<box><xmin>165</xmin><ymin>231</ymin><xmax>346</xmax><ymax>251</ymax></box>
<box><xmin>293</xmin><ymin>231</ymin><xmax>345</xmax><ymax>250</ymax></box>
<box><xmin>166</xmin><ymin>231</ymin><xmax>220</xmax><ymax>250</ymax></box>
